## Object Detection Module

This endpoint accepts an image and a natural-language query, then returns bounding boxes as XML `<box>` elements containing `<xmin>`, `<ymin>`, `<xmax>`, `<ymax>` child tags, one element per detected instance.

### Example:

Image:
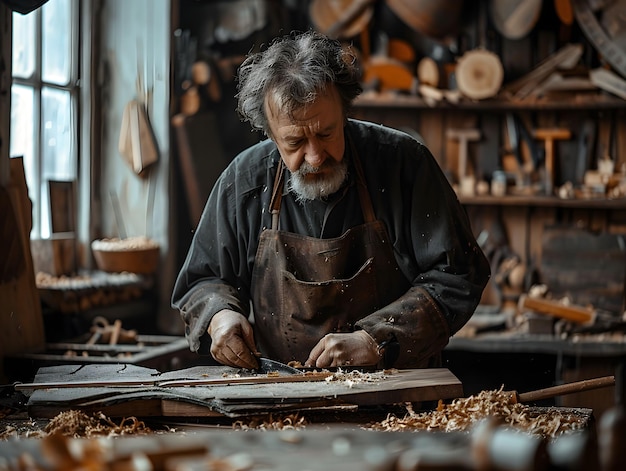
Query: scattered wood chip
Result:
<box><xmin>365</xmin><ymin>387</ymin><xmax>587</xmax><ymax>438</ymax></box>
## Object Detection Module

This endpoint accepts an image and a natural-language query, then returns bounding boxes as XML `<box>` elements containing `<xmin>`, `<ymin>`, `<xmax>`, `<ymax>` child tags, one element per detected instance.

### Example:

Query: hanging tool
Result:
<box><xmin>533</xmin><ymin>128</ymin><xmax>572</xmax><ymax>196</ymax></box>
<box><xmin>574</xmin><ymin>119</ymin><xmax>597</xmax><ymax>186</ymax></box>
<box><xmin>447</xmin><ymin>128</ymin><xmax>481</xmax><ymax>196</ymax></box>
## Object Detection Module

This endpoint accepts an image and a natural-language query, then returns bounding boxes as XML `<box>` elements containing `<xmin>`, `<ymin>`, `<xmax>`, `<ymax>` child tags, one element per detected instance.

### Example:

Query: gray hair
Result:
<box><xmin>236</xmin><ymin>30</ymin><xmax>363</xmax><ymax>135</ymax></box>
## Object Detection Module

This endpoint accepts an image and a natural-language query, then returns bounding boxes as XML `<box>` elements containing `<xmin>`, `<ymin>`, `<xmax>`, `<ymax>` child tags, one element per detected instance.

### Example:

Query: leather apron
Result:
<box><xmin>250</xmin><ymin>141</ymin><xmax>410</xmax><ymax>364</ymax></box>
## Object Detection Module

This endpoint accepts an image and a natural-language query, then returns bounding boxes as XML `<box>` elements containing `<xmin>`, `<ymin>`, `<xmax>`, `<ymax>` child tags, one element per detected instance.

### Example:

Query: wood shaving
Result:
<box><xmin>323</xmin><ymin>369</ymin><xmax>390</xmax><ymax>386</ymax></box>
<box><xmin>44</xmin><ymin>410</ymin><xmax>152</xmax><ymax>438</ymax></box>
<box><xmin>366</xmin><ymin>386</ymin><xmax>587</xmax><ymax>439</ymax></box>
<box><xmin>36</xmin><ymin>271</ymin><xmax>141</xmax><ymax>289</ymax></box>
<box><xmin>91</xmin><ymin>236</ymin><xmax>159</xmax><ymax>251</ymax></box>
<box><xmin>233</xmin><ymin>413</ymin><xmax>308</xmax><ymax>431</ymax></box>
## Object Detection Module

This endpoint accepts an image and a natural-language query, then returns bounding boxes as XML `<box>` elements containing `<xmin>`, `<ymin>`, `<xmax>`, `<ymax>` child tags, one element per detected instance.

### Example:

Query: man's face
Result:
<box><xmin>266</xmin><ymin>86</ymin><xmax>347</xmax><ymax>200</ymax></box>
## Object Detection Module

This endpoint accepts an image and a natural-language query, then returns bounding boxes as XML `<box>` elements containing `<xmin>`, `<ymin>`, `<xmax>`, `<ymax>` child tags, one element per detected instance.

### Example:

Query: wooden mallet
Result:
<box><xmin>447</xmin><ymin>128</ymin><xmax>481</xmax><ymax>195</ymax></box>
<box><xmin>533</xmin><ymin>127</ymin><xmax>571</xmax><ymax>196</ymax></box>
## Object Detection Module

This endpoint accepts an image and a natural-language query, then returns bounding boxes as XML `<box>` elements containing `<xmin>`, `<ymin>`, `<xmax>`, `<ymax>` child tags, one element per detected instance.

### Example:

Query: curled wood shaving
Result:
<box><xmin>233</xmin><ymin>413</ymin><xmax>308</xmax><ymax>431</ymax></box>
<box><xmin>366</xmin><ymin>386</ymin><xmax>587</xmax><ymax>438</ymax></box>
<box><xmin>44</xmin><ymin>410</ymin><xmax>152</xmax><ymax>438</ymax></box>
<box><xmin>323</xmin><ymin>369</ymin><xmax>389</xmax><ymax>388</ymax></box>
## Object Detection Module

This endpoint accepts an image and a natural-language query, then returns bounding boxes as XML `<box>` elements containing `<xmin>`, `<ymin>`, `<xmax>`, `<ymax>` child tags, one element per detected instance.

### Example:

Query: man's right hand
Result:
<box><xmin>207</xmin><ymin>309</ymin><xmax>260</xmax><ymax>369</ymax></box>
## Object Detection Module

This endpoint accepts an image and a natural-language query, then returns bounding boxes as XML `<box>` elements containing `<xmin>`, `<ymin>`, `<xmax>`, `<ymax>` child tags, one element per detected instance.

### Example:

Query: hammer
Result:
<box><xmin>533</xmin><ymin>128</ymin><xmax>571</xmax><ymax>195</ymax></box>
<box><xmin>447</xmin><ymin>128</ymin><xmax>481</xmax><ymax>195</ymax></box>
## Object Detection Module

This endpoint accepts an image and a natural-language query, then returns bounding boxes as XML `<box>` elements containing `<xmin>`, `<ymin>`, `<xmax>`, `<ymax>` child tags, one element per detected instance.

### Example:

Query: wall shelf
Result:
<box><xmin>459</xmin><ymin>194</ymin><xmax>626</xmax><ymax>209</ymax></box>
<box><xmin>354</xmin><ymin>92</ymin><xmax>626</xmax><ymax>112</ymax></box>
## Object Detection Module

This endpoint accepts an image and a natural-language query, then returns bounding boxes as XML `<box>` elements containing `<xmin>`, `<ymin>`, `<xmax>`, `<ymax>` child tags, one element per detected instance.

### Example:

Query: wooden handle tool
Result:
<box><xmin>446</xmin><ymin>128</ymin><xmax>481</xmax><ymax>193</ymax></box>
<box><xmin>532</xmin><ymin>127</ymin><xmax>571</xmax><ymax>196</ymax></box>
<box><xmin>519</xmin><ymin>294</ymin><xmax>596</xmax><ymax>324</ymax></box>
<box><xmin>508</xmin><ymin>375</ymin><xmax>615</xmax><ymax>404</ymax></box>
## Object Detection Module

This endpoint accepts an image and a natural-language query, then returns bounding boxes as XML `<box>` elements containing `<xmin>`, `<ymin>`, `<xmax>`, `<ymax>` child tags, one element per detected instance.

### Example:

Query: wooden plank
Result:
<box><xmin>0</xmin><ymin>158</ymin><xmax>45</xmax><ymax>383</ymax></box>
<box><xmin>24</xmin><ymin>364</ymin><xmax>464</xmax><ymax>419</ymax></box>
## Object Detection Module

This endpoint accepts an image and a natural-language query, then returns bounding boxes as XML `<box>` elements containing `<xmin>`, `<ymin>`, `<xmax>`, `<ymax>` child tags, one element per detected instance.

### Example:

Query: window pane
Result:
<box><xmin>41</xmin><ymin>87</ymin><xmax>75</xmax><ymax>181</ymax></box>
<box><xmin>42</xmin><ymin>0</ymin><xmax>71</xmax><ymax>84</ymax></box>
<box><xmin>10</xmin><ymin>85</ymin><xmax>36</xmax><ymax>200</ymax></box>
<box><xmin>11</xmin><ymin>10</ymin><xmax>36</xmax><ymax>79</ymax></box>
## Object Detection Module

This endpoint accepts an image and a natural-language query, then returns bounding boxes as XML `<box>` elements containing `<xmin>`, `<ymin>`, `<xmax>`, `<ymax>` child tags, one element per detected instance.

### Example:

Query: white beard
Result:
<box><xmin>288</xmin><ymin>159</ymin><xmax>348</xmax><ymax>202</ymax></box>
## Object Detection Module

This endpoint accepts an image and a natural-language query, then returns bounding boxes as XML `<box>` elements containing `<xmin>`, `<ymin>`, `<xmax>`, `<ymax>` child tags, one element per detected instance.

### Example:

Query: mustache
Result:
<box><xmin>289</xmin><ymin>158</ymin><xmax>348</xmax><ymax>202</ymax></box>
<box><xmin>295</xmin><ymin>159</ymin><xmax>335</xmax><ymax>176</ymax></box>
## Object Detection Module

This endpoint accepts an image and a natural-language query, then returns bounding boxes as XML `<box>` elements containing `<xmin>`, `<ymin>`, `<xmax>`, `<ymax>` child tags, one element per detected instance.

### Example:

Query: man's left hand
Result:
<box><xmin>304</xmin><ymin>330</ymin><xmax>380</xmax><ymax>368</ymax></box>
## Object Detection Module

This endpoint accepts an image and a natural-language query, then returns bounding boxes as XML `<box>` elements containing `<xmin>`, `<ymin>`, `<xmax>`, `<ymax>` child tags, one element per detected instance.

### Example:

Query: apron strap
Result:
<box><xmin>270</xmin><ymin>158</ymin><xmax>285</xmax><ymax>230</ymax></box>
<box><xmin>268</xmin><ymin>130</ymin><xmax>377</xmax><ymax>229</ymax></box>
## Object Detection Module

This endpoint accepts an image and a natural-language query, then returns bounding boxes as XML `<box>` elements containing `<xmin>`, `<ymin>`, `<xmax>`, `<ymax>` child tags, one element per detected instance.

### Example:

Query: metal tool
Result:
<box><xmin>256</xmin><ymin>357</ymin><xmax>303</xmax><ymax>375</ymax></box>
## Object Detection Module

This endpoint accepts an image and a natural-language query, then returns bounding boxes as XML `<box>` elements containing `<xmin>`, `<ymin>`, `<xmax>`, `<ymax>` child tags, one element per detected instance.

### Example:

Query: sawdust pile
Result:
<box><xmin>0</xmin><ymin>410</ymin><xmax>153</xmax><ymax>440</ymax></box>
<box><xmin>366</xmin><ymin>387</ymin><xmax>587</xmax><ymax>439</ymax></box>
<box><xmin>44</xmin><ymin>410</ymin><xmax>152</xmax><ymax>438</ymax></box>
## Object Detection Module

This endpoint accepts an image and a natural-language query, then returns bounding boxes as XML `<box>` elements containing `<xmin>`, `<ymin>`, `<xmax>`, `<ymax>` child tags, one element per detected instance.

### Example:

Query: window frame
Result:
<box><xmin>10</xmin><ymin>0</ymin><xmax>81</xmax><ymax>239</ymax></box>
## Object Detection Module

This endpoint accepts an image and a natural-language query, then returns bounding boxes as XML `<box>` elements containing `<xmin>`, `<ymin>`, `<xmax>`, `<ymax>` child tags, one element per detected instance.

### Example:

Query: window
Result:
<box><xmin>10</xmin><ymin>0</ymin><xmax>79</xmax><ymax>239</ymax></box>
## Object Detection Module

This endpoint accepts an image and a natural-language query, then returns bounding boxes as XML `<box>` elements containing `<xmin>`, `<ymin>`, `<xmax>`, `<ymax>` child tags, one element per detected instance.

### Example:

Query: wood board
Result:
<box><xmin>23</xmin><ymin>364</ymin><xmax>463</xmax><ymax>419</ymax></box>
<box><xmin>0</xmin><ymin>157</ymin><xmax>45</xmax><ymax>383</ymax></box>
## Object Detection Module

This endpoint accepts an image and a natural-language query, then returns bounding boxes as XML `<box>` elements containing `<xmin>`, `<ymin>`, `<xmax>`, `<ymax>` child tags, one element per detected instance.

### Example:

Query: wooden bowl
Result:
<box><xmin>91</xmin><ymin>237</ymin><xmax>160</xmax><ymax>274</ymax></box>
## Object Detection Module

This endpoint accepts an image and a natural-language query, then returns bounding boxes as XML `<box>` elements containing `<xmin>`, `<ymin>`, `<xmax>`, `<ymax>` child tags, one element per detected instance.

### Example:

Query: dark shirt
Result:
<box><xmin>172</xmin><ymin>119</ymin><xmax>491</xmax><ymax>360</ymax></box>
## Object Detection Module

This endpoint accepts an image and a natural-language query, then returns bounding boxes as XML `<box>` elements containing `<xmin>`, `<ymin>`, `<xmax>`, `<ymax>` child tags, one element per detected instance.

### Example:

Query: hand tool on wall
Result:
<box><xmin>447</xmin><ymin>128</ymin><xmax>481</xmax><ymax>195</ymax></box>
<box><xmin>532</xmin><ymin>127</ymin><xmax>571</xmax><ymax>196</ymax></box>
<box><xmin>574</xmin><ymin>119</ymin><xmax>597</xmax><ymax>187</ymax></box>
<box><xmin>503</xmin><ymin>113</ymin><xmax>541</xmax><ymax>191</ymax></box>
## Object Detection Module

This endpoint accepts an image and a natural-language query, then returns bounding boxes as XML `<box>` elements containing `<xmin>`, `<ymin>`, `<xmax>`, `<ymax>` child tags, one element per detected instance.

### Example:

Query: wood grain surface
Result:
<box><xmin>23</xmin><ymin>364</ymin><xmax>463</xmax><ymax>419</ymax></box>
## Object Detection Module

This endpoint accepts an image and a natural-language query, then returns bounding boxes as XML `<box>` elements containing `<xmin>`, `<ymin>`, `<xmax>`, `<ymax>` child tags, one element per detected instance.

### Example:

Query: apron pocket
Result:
<box><xmin>282</xmin><ymin>257</ymin><xmax>378</xmax><ymax>325</ymax></box>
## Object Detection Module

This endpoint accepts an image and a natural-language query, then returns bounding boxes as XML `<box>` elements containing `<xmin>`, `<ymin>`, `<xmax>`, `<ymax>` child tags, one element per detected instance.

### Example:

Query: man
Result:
<box><xmin>172</xmin><ymin>30</ymin><xmax>490</xmax><ymax>371</ymax></box>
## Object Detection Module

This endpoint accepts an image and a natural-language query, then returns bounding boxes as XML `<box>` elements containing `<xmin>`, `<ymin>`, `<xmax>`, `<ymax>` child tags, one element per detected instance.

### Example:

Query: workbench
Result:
<box><xmin>444</xmin><ymin>332</ymin><xmax>626</xmax><ymax>418</ymax></box>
